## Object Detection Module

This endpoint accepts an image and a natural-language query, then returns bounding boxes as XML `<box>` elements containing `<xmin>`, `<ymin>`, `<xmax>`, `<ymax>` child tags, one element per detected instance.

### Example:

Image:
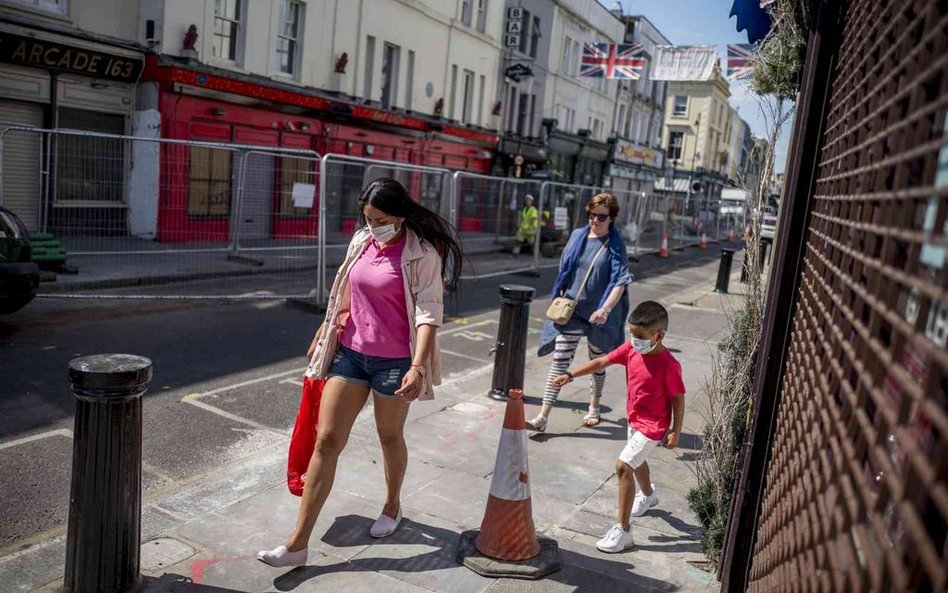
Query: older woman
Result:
<box><xmin>527</xmin><ymin>193</ymin><xmax>631</xmax><ymax>432</ymax></box>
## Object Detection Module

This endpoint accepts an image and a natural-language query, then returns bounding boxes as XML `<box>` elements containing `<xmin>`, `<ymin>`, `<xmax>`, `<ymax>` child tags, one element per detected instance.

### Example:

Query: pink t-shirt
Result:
<box><xmin>607</xmin><ymin>343</ymin><xmax>686</xmax><ymax>441</ymax></box>
<box><xmin>340</xmin><ymin>235</ymin><xmax>412</xmax><ymax>358</ymax></box>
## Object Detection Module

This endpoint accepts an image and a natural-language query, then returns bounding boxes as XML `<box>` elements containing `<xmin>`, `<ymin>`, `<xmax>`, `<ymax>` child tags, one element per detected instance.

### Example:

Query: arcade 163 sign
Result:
<box><xmin>0</xmin><ymin>32</ymin><xmax>144</xmax><ymax>83</ymax></box>
<box><xmin>505</xmin><ymin>7</ymin><xmax>523</xmax><ymax>48</ymax></box>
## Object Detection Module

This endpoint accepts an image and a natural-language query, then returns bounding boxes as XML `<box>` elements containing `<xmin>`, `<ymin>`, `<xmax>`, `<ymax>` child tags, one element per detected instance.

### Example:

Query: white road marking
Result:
<box><xmin>190</xmin><ymin>367</ymin><xmax>306</xmax><ymax>398</ymax></box>
<box><xmin>0</xmin><ymin>429</ymin><xmax>73</xmax><ymax>450</ymax></box>
<box><xmin>440</xmin><ymin>349</ymin><xmax>492</xmax><ymax>363</ymax></box>
<box><xmin>452</xmin><ymin>330</ymin><xmax>495</xmax><ymax>342</ymax></box>
<box><xmin>279</xmin><ymin>377</ymin><xmax>305</xmax><ymax>387</ymax></box>
<box><xmin>180</xmin><ymin>397</ymin><xmax>288</xmax><ymax>436</ymax></box>
<box><xmin>439</xmin><ymin>319</ymin><xmax>497</xmax><ymax>336</ymax></box>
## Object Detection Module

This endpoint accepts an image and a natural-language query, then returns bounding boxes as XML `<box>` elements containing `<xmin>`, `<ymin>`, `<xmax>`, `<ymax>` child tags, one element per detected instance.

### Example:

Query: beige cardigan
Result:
<box><xmin>305</xmin><ymin>227</ymin><xmax>444</xmax><ymax>400</ymax></box>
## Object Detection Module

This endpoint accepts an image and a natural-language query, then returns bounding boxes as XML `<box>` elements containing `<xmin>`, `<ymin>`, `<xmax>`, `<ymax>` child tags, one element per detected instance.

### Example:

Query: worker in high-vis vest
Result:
<box><xmin>514</xmin><ymin>195</ymin><xmax>539</xmax><ymax>255</ymax></box>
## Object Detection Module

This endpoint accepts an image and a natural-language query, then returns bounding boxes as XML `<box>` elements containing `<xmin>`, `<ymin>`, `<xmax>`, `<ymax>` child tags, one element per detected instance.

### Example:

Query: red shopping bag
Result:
<box><xmin>287</xmin><ymin>376</ymin><xmax>324</xmax><ymax>496</ymax></box>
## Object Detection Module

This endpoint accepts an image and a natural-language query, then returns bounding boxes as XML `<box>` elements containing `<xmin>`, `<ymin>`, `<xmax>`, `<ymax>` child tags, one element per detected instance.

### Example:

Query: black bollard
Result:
<box><xmin>489</xmin><ymin>285</ymin><xmax>535</xmax><ymax>401</ymax></box>
<box><xmin>715</xmin><ymin>248</ymin><xmax>736</xmax><ymax>293</ymax></box>
<box><xmin>65</xmin><ymin>354</ymin><xmax>153</xmax><ymax>593</ymax></box>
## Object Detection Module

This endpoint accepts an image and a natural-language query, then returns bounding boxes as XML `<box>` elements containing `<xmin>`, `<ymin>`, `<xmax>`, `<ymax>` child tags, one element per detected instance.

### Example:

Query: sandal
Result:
<box><xmin>525</xmin><ymin>414</ymin><xmax>548</xmax><ymax>433</ymax></box>
<box><xmin>582</xmin><ymin>408</ymin><xmax>601</xmax><ymax>427</ymax></box>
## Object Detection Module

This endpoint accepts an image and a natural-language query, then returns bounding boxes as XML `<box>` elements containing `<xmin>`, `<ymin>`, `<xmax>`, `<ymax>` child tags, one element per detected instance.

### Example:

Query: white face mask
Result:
<box><xmin>631</xmin><ymin>336</ymin><xmax>657</xmax><ymax>354</ymax></box>
<box><xmin>369</xmin><ymin>223</ymin><xmax>397</xmax><ymax>243</ymax></box>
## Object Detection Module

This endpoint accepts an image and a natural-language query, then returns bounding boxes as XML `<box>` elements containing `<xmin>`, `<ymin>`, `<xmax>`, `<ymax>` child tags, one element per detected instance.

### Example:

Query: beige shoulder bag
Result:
<box><xmin>545</xmin><ymin>241</ymin><xmax>607</xmax><ymax>325</ymax></box>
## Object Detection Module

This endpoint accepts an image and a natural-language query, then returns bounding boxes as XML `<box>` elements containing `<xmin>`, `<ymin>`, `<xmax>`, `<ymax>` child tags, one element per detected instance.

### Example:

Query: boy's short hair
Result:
<box><xmin>628</xmin><ymin>301</ymin><xmax>669</xmax><ymax>331</ymax></box>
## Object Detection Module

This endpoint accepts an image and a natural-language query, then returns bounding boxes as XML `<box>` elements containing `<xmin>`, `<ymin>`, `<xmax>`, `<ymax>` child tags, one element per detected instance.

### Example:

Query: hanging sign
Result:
<box><xmin>505</xmin><ymin>7</ymin><xmax>523</xmax><ymax>48</ymax></box>
<box><xmin>651</xmin><ymin>46</ymin><xmax>716</xmax><ymax>81</ymax></box>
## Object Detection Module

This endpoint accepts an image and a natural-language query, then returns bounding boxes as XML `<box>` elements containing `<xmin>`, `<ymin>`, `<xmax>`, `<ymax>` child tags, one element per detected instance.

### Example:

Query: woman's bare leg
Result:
<box><xmin>373</xmin><ymin>394</ymin><xmax>411</xmax><ymax>518</ymax></box>
<box><xmin>284</xmin><ymin>379</ymin><xmax>370</xmax><ymax>551</ymax></box>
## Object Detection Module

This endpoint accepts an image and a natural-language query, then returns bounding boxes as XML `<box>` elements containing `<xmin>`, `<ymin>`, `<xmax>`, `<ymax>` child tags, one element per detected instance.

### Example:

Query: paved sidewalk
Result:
<box><xmin>7</xmin><ymin>254</ymin><xmax>744</xmax><ymax>593</ymax></box>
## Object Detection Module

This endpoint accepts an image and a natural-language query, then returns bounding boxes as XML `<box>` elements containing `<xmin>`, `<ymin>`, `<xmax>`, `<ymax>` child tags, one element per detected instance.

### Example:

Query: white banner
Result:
<box><xmin>651</xmin><ymin>46</ymin><xmax>717</xmax><ymax>81</ymax></box>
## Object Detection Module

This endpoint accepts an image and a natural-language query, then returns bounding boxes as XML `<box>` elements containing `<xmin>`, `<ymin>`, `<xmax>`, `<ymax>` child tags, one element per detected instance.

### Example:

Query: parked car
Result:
<box><xmin>0</xmin><ymin>207</ymin><xmax>40</xmax><ymax>314</ymax></box>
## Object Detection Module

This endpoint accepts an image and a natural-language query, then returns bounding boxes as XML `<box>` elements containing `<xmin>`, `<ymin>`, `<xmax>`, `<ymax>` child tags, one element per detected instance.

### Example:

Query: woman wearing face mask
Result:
<box><xmin>527</xmin><ymin>193</ymin><xmax>632</xmax><ymax>433</ymax></box>
<box><xmin>258</xmin><ymin>178</ymin><xmax>461</xmax><ymax>567</ymax></box>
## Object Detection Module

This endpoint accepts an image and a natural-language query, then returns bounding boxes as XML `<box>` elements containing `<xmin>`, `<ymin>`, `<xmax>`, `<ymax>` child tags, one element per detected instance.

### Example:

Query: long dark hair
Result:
<box><xmin>358</xmin><ymin>178</ymin><xmax>463</xmax><ymax>292</ymax></box>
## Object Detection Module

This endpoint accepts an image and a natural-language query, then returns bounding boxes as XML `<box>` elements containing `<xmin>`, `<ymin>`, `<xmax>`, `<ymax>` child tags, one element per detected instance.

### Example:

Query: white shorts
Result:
<box><xmin>618</xmin><ymin>426</ymin><xmax>660</xmax><ymax>469</ymax></box>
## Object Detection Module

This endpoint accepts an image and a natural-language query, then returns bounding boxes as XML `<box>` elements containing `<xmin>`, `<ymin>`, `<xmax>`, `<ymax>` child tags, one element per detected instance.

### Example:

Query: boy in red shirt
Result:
<box><xmin>552</xmin><ymin>300</ymin><xmax>685</xmax><ymax>553</ymax></box>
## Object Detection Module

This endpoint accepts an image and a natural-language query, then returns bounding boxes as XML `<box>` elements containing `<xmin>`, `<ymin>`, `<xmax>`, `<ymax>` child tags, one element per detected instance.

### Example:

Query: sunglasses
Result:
<box><xmin>588</xmin><ymin>213</ymin><xmax>610</xmax><ymax>222</ymax></box>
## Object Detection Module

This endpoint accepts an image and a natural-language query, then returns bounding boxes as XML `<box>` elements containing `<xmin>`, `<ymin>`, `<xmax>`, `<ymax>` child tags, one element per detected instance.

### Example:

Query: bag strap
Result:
<box><xmin>573</xmin><ymin>241</ymin><xmax>607</xmax><ymax>301</ymax></box>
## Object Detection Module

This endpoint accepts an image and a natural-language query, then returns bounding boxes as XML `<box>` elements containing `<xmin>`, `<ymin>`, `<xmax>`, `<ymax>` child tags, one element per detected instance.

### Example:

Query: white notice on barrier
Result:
<box><xmin>554</xmin><ymin>207</ymin><xmax>569</xmax><ymax>230</ymax></box>
<box><xmin>292</xmin><ymin>183</ymin><xmax>315</xmax><ymax>208</ymax></box>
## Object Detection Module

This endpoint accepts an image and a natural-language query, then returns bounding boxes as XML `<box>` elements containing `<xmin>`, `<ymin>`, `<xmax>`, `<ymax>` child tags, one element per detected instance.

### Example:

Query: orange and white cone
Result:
<box><xmin>658</xmin><ymin>233</ymin><xmax>669</xmax><ymax>258</ymax></box>
<box><xmin>475</xmin><ymin>389</ymin><xmax>541</xmax><ymax>561</ymax></box>
<box><xmin>699</xmin><ymin>230</ymin><xmax>708</xmax><ymax>249</ymax></box>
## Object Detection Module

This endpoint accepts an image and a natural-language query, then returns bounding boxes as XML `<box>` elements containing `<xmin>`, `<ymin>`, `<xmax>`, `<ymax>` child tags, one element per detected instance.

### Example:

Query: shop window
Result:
<box><xmin>188</xmin><ymin>147</ymin><xmax>232</xmax><ymax>217</ymax></box>
<box><xmin>9</xmin><ymin>0</ymin><xmax>66</xmax><ymax>14</ymax></box>
<box><xmin>213</xmin><ymin>0</ymin><xmax>243</xmax><ymax>63</ymax></box>
<box><xmin>277</xmin><ymin>156</ymin><xmax>313</xmax><ymax>218</ymax></box>
<box><xmin>55</xmin><ymin>108</ymin><xmax>126</xmax><ymax>205</ymax></box>
<box><xmin>276</xmin><ymin>0</ymin><xmax>303</xmax><ymax>76</ymax></box>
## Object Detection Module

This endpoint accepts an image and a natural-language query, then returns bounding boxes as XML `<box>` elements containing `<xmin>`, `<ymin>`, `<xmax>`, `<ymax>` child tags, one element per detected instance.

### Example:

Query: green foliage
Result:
<box><xmin>687</xmin><ymin>305</ymin><xmax>757</xmax><ymax>570</ymax></box>
<box><xmin>751</xmin><ymin>0</ymin><xmax>810</xmax><ymax>100</ymax></box>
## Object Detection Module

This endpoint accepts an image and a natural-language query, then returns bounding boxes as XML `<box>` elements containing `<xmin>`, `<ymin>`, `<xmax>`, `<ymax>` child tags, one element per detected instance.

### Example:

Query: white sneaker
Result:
<box><xmin>370</xmin><ymin>507</ymin><xmax>403</xmax><ymax>538</ymax></box>
<box><xmin>257</xmin><ymin>545</ymin><xmax>308</xmax><ymax>567</ymax></box>
<box><xmin>630</xmin><ymin>485</ymin><xmax>659</xmax><ymax>517</ymax></box>
<box><xmin>596</xmin><ymin>523</ymin><xmax>634</xmax><ymax>553</ymax></box>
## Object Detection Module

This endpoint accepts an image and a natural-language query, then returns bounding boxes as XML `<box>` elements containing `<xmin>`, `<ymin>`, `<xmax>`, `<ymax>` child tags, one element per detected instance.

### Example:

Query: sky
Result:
<box><xmin>598</xmin><ymin>0</ymin><xmax>793</xmax><ymax>173</ymax></box>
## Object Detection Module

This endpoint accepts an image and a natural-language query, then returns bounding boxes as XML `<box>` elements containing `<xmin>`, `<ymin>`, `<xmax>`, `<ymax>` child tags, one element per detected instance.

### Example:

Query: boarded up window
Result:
<box><xmin>188</xmin><ymin>147</ymin><xmax>232</xmax><ymax>217</ymax></box>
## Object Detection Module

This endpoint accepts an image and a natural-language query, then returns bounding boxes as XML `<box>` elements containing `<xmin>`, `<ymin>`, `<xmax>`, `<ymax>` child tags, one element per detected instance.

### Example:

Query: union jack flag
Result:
<box><xmin>580</xmin><ymin>43</ymin><xmax>645</xmax><ymax>80</ymax></box>
<box><xmin>726</xmin><ymin>44</ymin><xmax>757</xmax><ymax>81</ymax></box>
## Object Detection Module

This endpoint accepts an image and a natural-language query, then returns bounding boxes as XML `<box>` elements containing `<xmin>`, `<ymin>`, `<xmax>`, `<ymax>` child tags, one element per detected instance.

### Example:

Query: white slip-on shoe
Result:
<box><xmin>525</xmin><ymin>414</ymin><xmax>548</xmax><ymax>433</ymax></box>
<box><xmin>596</xmin><ymin>523</ymin><xmax>634</xmax><ymax>553</ymax></box>
<box><xmin>256</xmin><ymin>545</ymin><xmax>308</xmax><ymax>568</ymax></box>
<box><xmin>630</xmin><ymin>485</ymin><xmax>659</xmax><ymax>517</ymax></box>
<box><xmin>370</xmin><ymin>507</ymin><xmax>403</xmax><ymax>538</ymax></box>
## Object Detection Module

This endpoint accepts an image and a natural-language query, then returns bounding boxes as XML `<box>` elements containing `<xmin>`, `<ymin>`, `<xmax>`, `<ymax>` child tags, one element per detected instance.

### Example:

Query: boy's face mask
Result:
<box><xmin>629</xmin><ymin>326</ymin><xmax>664</xmax><ymax>354</ymax></box>
<box><xmin>631</xmin><ymin>336</ymin><xmax>657</xmax><ymax>354</ymax></box>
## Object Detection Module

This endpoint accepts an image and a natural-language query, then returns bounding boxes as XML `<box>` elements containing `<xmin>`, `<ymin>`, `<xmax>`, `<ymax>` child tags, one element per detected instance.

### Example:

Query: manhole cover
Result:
<box><xmin>141</xmin><ymin>538</ymin><xmax>197</xmax><ymax>573</ymax></box>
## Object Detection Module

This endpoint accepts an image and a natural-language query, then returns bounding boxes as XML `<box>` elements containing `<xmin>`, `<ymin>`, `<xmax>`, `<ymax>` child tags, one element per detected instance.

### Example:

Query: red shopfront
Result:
<box><xmin>142</xmin><ymin>56</ymin><xmax>496</xmax><ymax>243</ymax></box>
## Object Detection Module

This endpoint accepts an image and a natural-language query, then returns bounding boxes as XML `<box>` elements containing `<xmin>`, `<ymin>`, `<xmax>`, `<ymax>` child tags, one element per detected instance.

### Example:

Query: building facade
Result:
<box><xmin>659</xmin><ymin>66</ymin><xmax>733</xmax><ymax>201</ymax></box>
<box><xmin>496</xmin><ymin>0</ymin><xmax>624</xmax><ymax>184</ymax></box>
<box><xmin>604</xmin><ymin>12</ymin><xmax>668</xmax><ymax>196</ymax></box>
<box><xmin>0</xmin><ymin>0</ymin><xmax>146</xmax><ymax>232</ymax></box>
<box><xmin>136</xmin><ymin>0</ymin><xmax>506</xmax><ymax>242</ymax></box>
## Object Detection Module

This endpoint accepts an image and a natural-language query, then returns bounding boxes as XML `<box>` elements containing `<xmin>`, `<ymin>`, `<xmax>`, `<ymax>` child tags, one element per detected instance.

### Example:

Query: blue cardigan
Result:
<box><xmin>538</xmin><ymin>226</ymin><xmax>631</xmax><ymax>357</ymax></box>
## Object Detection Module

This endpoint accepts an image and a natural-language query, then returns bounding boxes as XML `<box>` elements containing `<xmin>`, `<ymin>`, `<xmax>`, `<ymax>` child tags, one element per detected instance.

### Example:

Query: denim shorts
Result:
<box><xmin>327</xmin><ymin>345</ymin><xmax>412</xmax><ymax>397</ymax></box>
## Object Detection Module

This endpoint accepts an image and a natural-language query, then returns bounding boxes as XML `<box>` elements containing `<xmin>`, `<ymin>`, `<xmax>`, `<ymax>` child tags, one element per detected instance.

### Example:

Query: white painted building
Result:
<box><xmin>497</xmin><ymin>0</ymin><xmax>624</xmax><ymax>183</ymax></box>
<box><xmin>141</xmin><ymin>0</ymin><xmax>506</xmax><ymax>127</ymax></box>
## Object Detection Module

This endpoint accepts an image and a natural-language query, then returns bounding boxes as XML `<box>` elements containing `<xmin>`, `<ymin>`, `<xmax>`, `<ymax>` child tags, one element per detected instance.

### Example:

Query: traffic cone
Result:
<box><xmin>658</xmin><ymin>233</ymin><xmax>669</xmax><ymax>258</ymax></box>
<box><xmin>475</xmin><ymin>388</ymin><xmax>540</xmax><ymax>561</ymax></box>
<box><xmin>699</xmin><ymin>230</ymin><xmax>708</xmax><ymax>249</ymax></box>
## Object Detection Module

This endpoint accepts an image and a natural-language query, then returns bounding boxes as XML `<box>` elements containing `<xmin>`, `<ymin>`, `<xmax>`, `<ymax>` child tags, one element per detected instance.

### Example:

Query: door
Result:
<box><xmin>237</xmin><ymin>152</ymin><xmax>275</xmax><ymax>242</ymax></box>
<box><xmin>0</xmin><ymin>101</ymin><xmax>45</xmax><ymax>231</ymax></box>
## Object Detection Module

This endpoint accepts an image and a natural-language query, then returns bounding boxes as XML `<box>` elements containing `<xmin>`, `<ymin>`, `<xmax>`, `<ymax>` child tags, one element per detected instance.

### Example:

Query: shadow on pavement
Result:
<box><xmin>271</xmin><ymin>515</ymin><xmax>678</xmax><ymax>592</ymax></box>
<box><xmin>145</xmin><ymin>573</ymin><xmax>253</xmax><ymax>593</ymax></box>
